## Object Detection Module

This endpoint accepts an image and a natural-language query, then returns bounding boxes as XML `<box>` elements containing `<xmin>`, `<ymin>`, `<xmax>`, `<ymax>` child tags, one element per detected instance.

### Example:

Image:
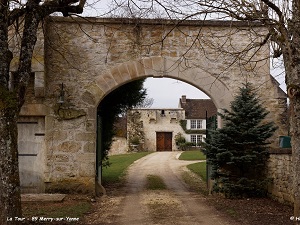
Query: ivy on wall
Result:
<box><xmin>179</xmin><ymin>120</ymin><xmax>206</xmax><ymax>134</ymax></box>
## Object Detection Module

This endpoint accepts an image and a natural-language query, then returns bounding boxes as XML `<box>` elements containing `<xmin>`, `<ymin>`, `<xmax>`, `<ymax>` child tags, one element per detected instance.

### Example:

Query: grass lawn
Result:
<box><xmin>102</xmin><ymin>152</ymin><xmax>152</xmax><ymax>184</ymax></box>
<box><xmin>178</xmin><ymin>150</ymin><xmax>206</xmax><ymax>160</ymax></box>
<box><xmin>22</xmin><ymin>195</ymin><xmax>92</xmax><ymax>222</ymax></box>
<box><xmin>186</xmin><ymin>162</ymin><xmax>207</xmax><ymax>182</ymax></box>
<box><xmin>146</xmin><ymin>175</ymin><xmax>167</xmax><ymax>190</ymax></box>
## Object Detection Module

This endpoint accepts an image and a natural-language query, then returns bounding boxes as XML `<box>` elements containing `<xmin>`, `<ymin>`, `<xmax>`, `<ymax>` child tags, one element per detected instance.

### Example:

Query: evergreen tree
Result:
<box><xmin>205</xmin><ymin>83</ymin><xmax>277</xmax><ymax>198</ymax></box>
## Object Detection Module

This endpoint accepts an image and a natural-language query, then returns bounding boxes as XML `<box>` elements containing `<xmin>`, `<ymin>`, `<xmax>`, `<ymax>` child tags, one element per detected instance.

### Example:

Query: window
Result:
<box><xmin>190</xmin><ymin>119</ymin><xmax>203</xmax><ymax>129</ymax></box>
<box><xmin>191</xmin><ymin>134</ymin><xmax>203</xmax><ymax>146</ymax></box>
<box><xmin>197</xmin><ymin>135</ymin><xmax>202</xmax><ymax>143</ymax></box>
<box><xmin>191</xmin><ymin>135</ymin><xmax>197</xmax><ymax>144</ymax></box>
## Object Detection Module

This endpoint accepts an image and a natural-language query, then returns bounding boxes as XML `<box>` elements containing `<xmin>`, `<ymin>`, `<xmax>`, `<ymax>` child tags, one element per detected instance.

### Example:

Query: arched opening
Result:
<box><xmin>94</xmin><ymin>70</ymin><xmax>221</xmax><ymax>193</ymax></box>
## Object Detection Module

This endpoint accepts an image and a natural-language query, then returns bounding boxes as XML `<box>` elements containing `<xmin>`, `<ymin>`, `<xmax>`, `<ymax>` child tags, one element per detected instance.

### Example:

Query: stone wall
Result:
<box><xmin>109</xmin><ymin>137</ymin><xmax>128</xmax><ymax>155</ymax></box>
<box><xmin>267</xmin><ymin>149</ymin><xmax>294</xmax><ymax>204</ymax></box>
<box><xmin>10</xmin><ymin>17</ymin><xmax>288</xmax><ymax>194</ymax></box>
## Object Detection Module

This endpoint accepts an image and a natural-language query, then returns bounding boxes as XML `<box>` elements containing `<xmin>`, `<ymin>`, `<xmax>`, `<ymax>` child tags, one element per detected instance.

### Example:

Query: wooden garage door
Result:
<box><xmin>156</xmin><ymin>132</ymin><xmax>172</xmax><ymax>151</ymax></box>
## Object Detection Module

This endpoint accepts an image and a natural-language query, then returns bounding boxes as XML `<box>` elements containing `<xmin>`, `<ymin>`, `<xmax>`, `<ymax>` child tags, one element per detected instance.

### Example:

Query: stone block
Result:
<box><xmin>85</xmin><ymin>83</ymin><xmax>104</xmax><ymax>103</ymax></box>
<box><xmin>76</xmin><ymin>153</ymin><xmax>95</xmax><ymax>162</ymax></box>
<box><xmin>151</xmin><ymin>56</ymin><xmax>164</xmax><ymax>76</ymax></box>
<box><xmin>87</xmin><ymin>107</ymin><xmax>97</xmax><ymax>120</ymax></box>
<box><xmin>134</xmin><ymin>60</ymin><xmax>146</xmax><ymax>77</ymax></box>
<box><xmin>75</xmin><ymin>132</ymin><xmax>95</xmax><ymax>142</ymax></box>
<box><xmin>142</xmin><ymin>57</ymin><xmax>153</xmax><ymax>75</ymax></box>
<box><xmin>118</xmin><ymin>63</ymin><xmax>131</xmax><ymax>81</ymax></box>
<box><xmin>84</xmin><ymin>142</ymin><xmax>95</xmax><ymax>153</ymax></box>
<box><xmin>102</xmin><ymin>72</ymin><xmax>117</xmax><ymax>88</ymax></box>
<box><xmin>126</xmin><ymin>61</ymin><xmax>138</xmax><ymax>78</ymax></box>
<box><xmin>86</xmin><ymin>120</ymin><xmax>96</xmax><ymax>132</ymax></box>
<box><xmin>81</xmin><ymin>91</ymin><xmax>96</xmax><ymax>106</ymax></box>
<box><xmin>55</xmin><ymin>154</ymin><xmax>69</xmax><ymax>162</ymax></box>
<box><xmin>110</xmin><ymin>66</ymin><xmax>123</xmax><ymax>84</ymax></box>
<box><xmin>95</xmin><ymin>75</ymin><xmax>110</xmax><ymax>93</ymax></box>
<box><xmin>79</xmin><ymin>163</ymin><xmax>95</xmax><ymax>177</ymax></box>
<box><xmin>59</xmin><ymin>141</ymin><xmax>81</xmax><ymax>153</ymax></box>
<box><xmin>53</xmin><ymin>130</ymin><xmax>68</xmax><ymax>141</ymax></box>
<box><xmin>282</xmin><ymin>193</ymin><xmax>294</xmax><ymax>203</ymax></box>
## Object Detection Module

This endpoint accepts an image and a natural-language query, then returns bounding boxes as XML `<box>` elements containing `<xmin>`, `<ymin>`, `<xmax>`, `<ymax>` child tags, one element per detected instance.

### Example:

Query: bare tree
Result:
<box><xmin>108</xmin><ymin>0</ymin><xmax>300</xmax><ymax>218</ymax></box>
<box><xmin>0</xmin><ymin>0</ymin><xmax>86</xmax><ymax>224</ymax></box>
<box><xmin>135</xmin><ymin>97</ymin><xmax>154</xmax><ymax>108</ymax></box>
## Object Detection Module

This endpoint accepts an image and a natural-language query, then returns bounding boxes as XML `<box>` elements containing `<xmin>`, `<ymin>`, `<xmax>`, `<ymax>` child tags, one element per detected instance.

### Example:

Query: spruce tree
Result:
<box><xmin>205</xmin><ymin>83</ymin><xmax>277</xmax><ymax>198</ymax></box>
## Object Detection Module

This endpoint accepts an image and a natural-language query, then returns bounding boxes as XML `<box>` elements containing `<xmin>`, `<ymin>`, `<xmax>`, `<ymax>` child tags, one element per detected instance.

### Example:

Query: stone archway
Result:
<box><xmin>17</xmin><ymin>17</ymin><xmax>288</xmax><ymax>195</ymax></box>
<box><xmin>86</xmin><ymin>56</ymin><xmax>233</xmax><ymax>110</ymax></box>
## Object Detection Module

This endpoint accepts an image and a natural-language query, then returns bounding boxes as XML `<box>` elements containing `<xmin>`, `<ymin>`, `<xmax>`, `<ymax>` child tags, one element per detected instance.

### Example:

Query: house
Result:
<box><xmin>179</xmin><ymin>95</ymin><xmax>217</xmax><ymax>146</ymax></box>
<box><xmin>121</xmin><ymin>96</ymin><xmax>217</xmax><ymax>152</ymax></box>
<box><xmin>127</xmin><ymin>108</ymin><xmax>186</xmax><ymax>151</ymax></box>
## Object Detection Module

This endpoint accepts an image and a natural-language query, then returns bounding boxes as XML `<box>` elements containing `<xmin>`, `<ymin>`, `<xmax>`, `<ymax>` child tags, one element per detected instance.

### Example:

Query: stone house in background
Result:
<box><xmin>179</xmin><ymin>95</ymin><xmax>217</xmax><ymax>146</ymax></box>
<box><xmin>109</xmin><ymin>96</ymin><xmax>217</xmax><ymax>154</ymax></box>
<box><xmin>127</xmin><ymin>108</ymin><xmax>186</xmax><ymax>152</ymax></box>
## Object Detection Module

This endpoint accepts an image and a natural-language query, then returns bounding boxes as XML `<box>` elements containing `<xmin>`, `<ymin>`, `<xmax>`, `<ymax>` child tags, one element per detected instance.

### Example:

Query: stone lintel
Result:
<box><xmin>20</xmin><ymin>104</ymin><xmax>49</xmax><ymax>116</ymax></box>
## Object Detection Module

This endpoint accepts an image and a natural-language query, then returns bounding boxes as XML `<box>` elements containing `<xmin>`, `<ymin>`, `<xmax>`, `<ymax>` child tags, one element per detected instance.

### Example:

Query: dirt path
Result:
<box><xmin>84</xmin><ymin>152</ymin><xmax>237</xmax><ymax>225</ymax></box>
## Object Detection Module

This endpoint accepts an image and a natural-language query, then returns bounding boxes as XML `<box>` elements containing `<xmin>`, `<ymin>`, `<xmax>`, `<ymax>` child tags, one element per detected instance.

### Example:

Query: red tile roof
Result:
<box><xmin>180</xmin><ymin>97</ymin><xmax>217</xmax><ymax>119</ymax></box>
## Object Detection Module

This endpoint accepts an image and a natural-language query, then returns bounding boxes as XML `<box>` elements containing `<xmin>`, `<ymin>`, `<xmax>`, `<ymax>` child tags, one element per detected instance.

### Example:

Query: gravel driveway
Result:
<box><xmin>84</xmin><ymin>152</ymin><xmax>237</xmax><ymax>225</ymax></box>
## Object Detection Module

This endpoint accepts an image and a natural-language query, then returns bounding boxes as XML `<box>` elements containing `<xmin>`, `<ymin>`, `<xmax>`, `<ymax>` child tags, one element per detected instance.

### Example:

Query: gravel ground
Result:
<box><xmin>22</xmin><ymin>152</ymin><xmax>294</xmax><ymax>225</ymax></box>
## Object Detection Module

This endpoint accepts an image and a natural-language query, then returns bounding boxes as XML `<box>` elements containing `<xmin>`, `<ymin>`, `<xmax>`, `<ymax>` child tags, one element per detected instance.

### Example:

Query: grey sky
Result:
<box><xmin>144</xmin><ymin>78</ymin><xmax>209</xmax><ymax>108</ymax></box>
<box><xmin>144</xmin><ymin>75</ymin><xmax>286</xmax><ymax>109</ymax></box>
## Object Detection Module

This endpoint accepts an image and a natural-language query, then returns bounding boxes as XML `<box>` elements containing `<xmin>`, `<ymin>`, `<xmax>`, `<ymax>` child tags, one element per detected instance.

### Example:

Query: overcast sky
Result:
<box><xmin>143</xmin><ymin>78</ymin><xmax>209</xmax><ymax>108</ymax></box>
<box><xmin>143</xmin><ymin>75</ymin><xmax>286</xmax><ymax>109</ymax></box>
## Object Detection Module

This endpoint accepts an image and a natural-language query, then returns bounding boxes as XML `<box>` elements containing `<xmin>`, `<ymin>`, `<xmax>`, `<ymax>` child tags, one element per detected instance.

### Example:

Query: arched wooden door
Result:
<box><xmin>156</xmin><ymin>132</ymin><xmax>172</xmax><ymax>151</ymax></box>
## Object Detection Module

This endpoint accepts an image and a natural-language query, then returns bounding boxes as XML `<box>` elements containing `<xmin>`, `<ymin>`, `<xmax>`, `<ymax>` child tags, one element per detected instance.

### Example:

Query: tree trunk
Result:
<box><xmin>0</xmin><ymin>2</ymin><xmax>40</xmax><ymax>224</ymax></box>
<box><xmin>284</xmin><ymin>1</ymin><xmax>300</xmax><ymax>219</ymax></box>
<box><xmin>0</xmin><ymin>93</ymin><xmax>22</xmax><ymax>224</ymax></box>
<box><xmin>0</xmin><ymin>1</ymin><xmax>22</xmax><ymax>223</ymax></box>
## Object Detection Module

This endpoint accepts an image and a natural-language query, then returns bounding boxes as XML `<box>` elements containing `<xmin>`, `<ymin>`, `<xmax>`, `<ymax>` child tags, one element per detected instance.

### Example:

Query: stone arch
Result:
<box><xmin>85</xmin><ymin>56</ymin><xmax>234</xmax><ymax>110</ymax></box>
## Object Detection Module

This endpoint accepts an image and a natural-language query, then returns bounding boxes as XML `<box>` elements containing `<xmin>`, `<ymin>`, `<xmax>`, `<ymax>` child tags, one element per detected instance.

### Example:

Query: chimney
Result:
<box><xmin>181</xmin><ymin>95</ymin><xmax>186</xmax><ymax>104</ymax></box>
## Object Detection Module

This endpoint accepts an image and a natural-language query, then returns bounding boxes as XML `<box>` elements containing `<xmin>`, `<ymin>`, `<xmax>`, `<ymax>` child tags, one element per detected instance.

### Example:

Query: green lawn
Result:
<box><xmin>102</xmin><ymin>152</ymin><xmax>152</xmax><ymax>184</ymax></box>
<box><xmin>178</xmin><ymin>150</ymin><xmax>206</xmax><ymax>160</ymax></box>
<box><xmin>146</xmin><ymin>175</ymin><xmax>167</xmax><ymax>190</ymax></box>
<box><xmin>186</xmin><ymin>162</ymin><xmax>207</xmax><ymax>182</ymax></box>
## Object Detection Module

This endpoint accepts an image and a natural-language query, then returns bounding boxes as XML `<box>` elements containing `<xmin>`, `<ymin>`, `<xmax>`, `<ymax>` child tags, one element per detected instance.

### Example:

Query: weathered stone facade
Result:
<box><xmin>127</xmin><ymin>109</ymin><xmax>186</xmax><ymax>151</ymax></box>
<box><xmin>10</xmin><ymin>17</ymin><xmax>288</xmax><ymax>195</ymax></box>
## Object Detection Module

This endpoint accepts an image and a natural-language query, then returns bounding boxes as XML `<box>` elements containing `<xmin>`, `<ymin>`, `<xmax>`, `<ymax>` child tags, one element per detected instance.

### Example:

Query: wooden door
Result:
<box><xmin>156</xmin><ymin>132</ymin><xmax>172</xmax><ymax>151</ymax></box>
<box><xmin>18</xmin><ymin>116</ymin><xmax>45</xmax><ymax>193</ymax></box>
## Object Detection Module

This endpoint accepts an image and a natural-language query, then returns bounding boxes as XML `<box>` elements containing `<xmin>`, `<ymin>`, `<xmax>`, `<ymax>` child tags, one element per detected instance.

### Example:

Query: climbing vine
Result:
<box><xmin>179</xmin><ymin>120</ymin><xmax>206</xmax><ymax>134</ymax></box>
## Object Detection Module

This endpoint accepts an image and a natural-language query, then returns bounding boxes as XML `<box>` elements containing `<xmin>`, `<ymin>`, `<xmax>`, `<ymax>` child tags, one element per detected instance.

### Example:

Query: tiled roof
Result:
<box><xmin>180</xmin><ymin>98</ymin><xmax>217</xmax><ymax>119</ymax></box>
